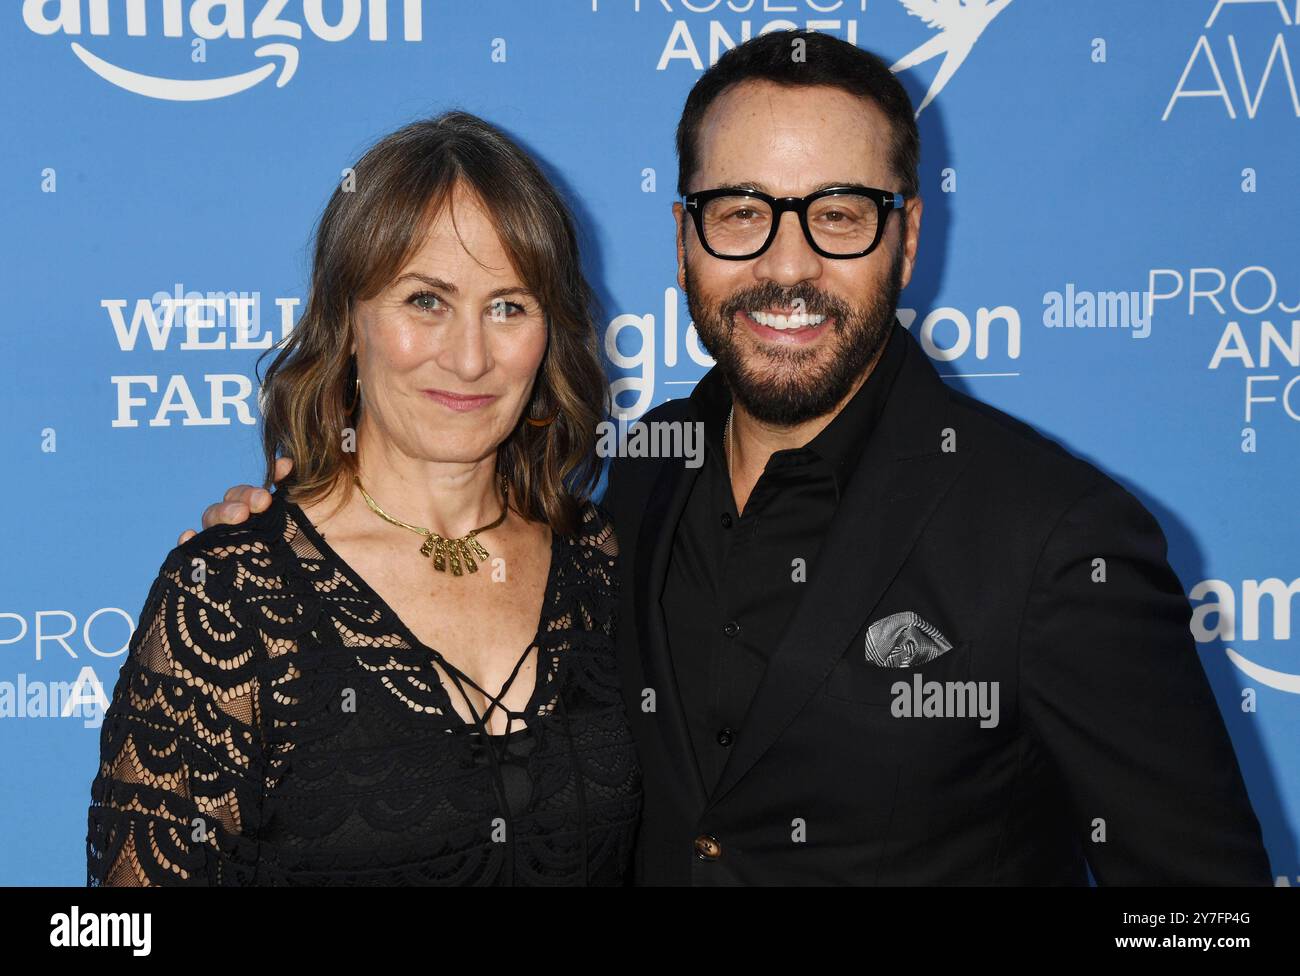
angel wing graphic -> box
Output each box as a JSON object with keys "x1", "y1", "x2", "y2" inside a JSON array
[{"x1": 891, "y1": 0, "x2": 1015, "y2": 117}]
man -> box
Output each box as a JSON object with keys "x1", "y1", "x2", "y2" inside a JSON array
[{"x1": 194, "y1": 31, "x2": 1269, "y2": 885}]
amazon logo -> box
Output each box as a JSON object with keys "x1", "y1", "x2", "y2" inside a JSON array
[
  {"x1": 21, "y1": 0, "x2": 423, "y2": 101},
  {"x1": 1192, "y1": 577, "x2": 1300, "y2": 695}
]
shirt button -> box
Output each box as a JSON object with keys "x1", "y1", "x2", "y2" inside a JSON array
[
  {"x1": 694, "y1": 834, "x2": 722, "y2": 861},
  {"x1": 722, "y1": 621, "x2": 740, "y2": 638},
  {"x1": 720, "y1": 512, "x2": 733, "y2": 529},
  {"x1": 716, "y1": 727, "x2": 734, "y2": 747}
]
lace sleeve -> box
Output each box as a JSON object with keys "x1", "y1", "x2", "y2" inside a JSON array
[
  {"x1": 582, "y1": 500, "x2": 620, "y2": 562},
  {"x1": 563, "y1": 500, "x2": 620, "y2": 640},
  {"x1": 86, "y1": 536, "x2": 268, "y2": 886}
]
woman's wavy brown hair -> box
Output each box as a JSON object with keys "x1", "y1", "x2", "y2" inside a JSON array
[{"x1": 258, "y1": 111, "x2": 607, "y2": 537}]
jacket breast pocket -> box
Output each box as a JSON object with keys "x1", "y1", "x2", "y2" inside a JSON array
[{"x1": 823, "y1": 640, "x2": 974, "y2": 705}]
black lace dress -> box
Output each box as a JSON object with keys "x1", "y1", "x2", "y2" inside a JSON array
[{"x1": 86, "y1": 490, "x2": 641, "y2": 886}]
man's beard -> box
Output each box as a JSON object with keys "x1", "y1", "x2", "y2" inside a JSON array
[{"x1": 684, "y1": 241, "x2": 905, "y2": 427}]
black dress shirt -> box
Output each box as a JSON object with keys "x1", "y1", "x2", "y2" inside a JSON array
[{"x1": 660, "y1": 320, "x2": 907, "y2": 790}]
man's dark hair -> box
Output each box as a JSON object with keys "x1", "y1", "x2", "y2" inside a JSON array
[{"x1": 675, "y1": 30, "x2": 919, "y2": 200}]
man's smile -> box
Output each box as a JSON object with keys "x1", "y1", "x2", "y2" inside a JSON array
[{"x1": 737, "y1": 308, "x2": 835, "y2": 345}]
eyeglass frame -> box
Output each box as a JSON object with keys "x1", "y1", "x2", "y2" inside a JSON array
[{"x1": 682, "y1": 184, "x2": 907, "y2": 260}]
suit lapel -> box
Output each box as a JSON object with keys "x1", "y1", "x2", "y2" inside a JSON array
[
  {"x1": 706, "y1": 327, "x2": 977, "y2": 808},
  {"x1": 634, "y1": 426, "x2": 710, "y2": 810}
]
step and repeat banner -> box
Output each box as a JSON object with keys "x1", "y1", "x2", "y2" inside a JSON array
[{"x1": 1, "y1": 0, "x2": 1296, "y2": 885}]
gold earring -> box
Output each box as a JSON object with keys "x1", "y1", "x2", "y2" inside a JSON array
[
  {"x1": 524, "y1": 407, "x2": 559, "y2": 427},
  {"x1": 345, "y1": 363, "x2": 361, "y2": 415}
]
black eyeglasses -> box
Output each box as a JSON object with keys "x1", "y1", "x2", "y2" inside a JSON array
[{"x1": 683, "y1": 185, "x2": 906, "y2": 260}]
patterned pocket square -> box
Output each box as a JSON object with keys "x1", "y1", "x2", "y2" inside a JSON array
[{"x1": 864, "y1": 610, "x2": 954, "y2": 668}]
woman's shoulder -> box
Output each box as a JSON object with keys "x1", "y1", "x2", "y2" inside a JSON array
[
  {"x1": 119, "y1": 491, "x2": 299, "y2": 700},
  {"x1": 541, "y1": 499, "x2": 619, "y2": 634},
  {"x1": 159, "y1": 488, "x2": 295, "y2": 583},
  {"x1": 565, "y1": 497, "x2": 619, "y2": 559},
  {"x1": 548, "y1": 498, "x2": 620, "y2": 603}
]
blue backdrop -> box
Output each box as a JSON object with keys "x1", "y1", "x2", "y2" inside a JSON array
[{"x1": 2, "y1": 0, "x2": 1297, "y2": 885}]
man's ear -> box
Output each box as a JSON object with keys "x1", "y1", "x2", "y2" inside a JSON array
[
  {"x1": 672, "y1": 201, "x2": 687, "y2": 292},
  {"x1": 899, "y1": 194, "x2": 923, "y2": 291}
]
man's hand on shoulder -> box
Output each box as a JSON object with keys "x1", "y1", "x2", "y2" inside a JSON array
[{"x1": 176, "y1": 457, "x2": 294, "y2": 545}]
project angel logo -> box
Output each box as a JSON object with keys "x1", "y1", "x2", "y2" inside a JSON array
[
  {"x1": 21, "y1": 0, "x2": 423, "y2": 101},
  {"x1": 892, "y1": 0, "x2": 1014, "y2": 116},
  {"x1": 621, "y1": 0, "x2": 1013, "y2": 115}
]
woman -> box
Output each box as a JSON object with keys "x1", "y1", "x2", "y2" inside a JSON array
[{"x1": 86, "y1": 112, "x2": 642, "y2": 886}]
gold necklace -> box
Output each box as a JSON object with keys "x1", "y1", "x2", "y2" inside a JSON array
[{"x1": 354, "y1": 474, "x2": 509, "y2": 577}]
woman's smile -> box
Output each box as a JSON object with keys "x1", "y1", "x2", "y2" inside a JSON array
[{"x1": 420, "y1": 387, "x2": 500, "y2": 412}]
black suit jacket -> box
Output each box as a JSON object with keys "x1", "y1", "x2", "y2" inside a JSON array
[{"x1": 603, "y1": 320, "x2": 1270, "y2": 885}]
